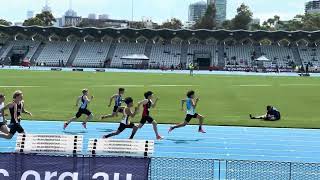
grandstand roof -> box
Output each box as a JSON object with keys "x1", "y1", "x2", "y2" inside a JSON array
[{"x1": 0, "y1": 25, "x2": 320, "y2": 43}]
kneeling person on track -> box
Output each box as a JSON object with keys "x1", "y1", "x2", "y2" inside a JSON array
[
  {"x1": 250, "y1": 105, "x2": 281, "y2": 121},
  {"x1": 103, "y1": 97, "x2": 139, "y2": 139}
]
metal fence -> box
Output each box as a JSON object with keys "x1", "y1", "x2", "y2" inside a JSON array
[
  {"x1": 149, "y1": 158, "x2": 320, "y2": 180},
  {"x1": 1, "y1": 153, "x2": 320, "y2": 180}
]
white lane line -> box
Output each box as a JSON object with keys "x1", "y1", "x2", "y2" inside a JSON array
[
  {"x1": 93, "y1": 85, "x2": 144, "y2": 87},
  {"x1": 0, "y1": 86, "x2": 43, "y2": 88},
  {"x1": 150, "y1": 85, "x2": 199, "y2": 87},
  {"x1": 280, "y1": 84, "x2": 320, "y2": 86},
  {"x1": 232, "y1": 84, "x2": 272, "y2": 87}
]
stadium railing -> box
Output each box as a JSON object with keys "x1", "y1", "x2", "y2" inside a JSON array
[
  {"x1": 2, "y1": 134, "x2": 319, "y2": 179},
  {"x1": 0, "y1": 153, "x2": 319, "y2": 180}
]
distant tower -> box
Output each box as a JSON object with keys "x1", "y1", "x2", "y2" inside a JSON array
[
  {"x1": 27, "y1": 11, "x2": 34, "y2": 19},
  {"x1": 42, "y1": 0, "x2": 52, "y2": 12}
]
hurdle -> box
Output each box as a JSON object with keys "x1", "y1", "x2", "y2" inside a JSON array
[
  {"x1": 88, "y1": 139, "x2": 154, "y2": 157},
  {"x1": 15, "y1": 134, "x2": 83, "y2": 155}
]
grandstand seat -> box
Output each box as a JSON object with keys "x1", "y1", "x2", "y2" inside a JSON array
[
  {"x1": 149, "y1": 43, "x2": 181, "y2": 68},
  {"x1": 110, "y1": 42, "x2": 146, "y2": 68},
  {"x1": 36, "y1": 41, "x2": 76, "y2": 66},
  {"x1": 72, "y1": 42, "x2": 111, "y2": 67}
]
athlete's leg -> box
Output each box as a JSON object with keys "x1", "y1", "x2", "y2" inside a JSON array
[
  {"x1": 129, "y1": 126, "x2": 138, "y2": 139},
  {"x1": 168, "y1": 121, "x2": 188, "y2": 133},
  {"x1": 84, "y1": 113, "x2": 93, "y2": 123},
  {"x1": 151, "y1": 121, "x2": 162, "y2": 138},
  {"x1": 0, "y1": 125, "x2": 9, "y2": 134},
  {"x1": 137, "y1": 123, "x2": 144, "y2": 128},
  {"x1": 250, "y1": 114, "x2": 266, "y2": 120},
  {"x1": 0, "y1": 133, "x2": 13, "y2": 139},
  {"x1": 103, "y1": 130, "x2": 121, "y2": 139},
  {"x1": 101, "y1": 112, "x2": 117, "y2": 119},
  {"x1": 196, "y1": 114, "x2": 206, "y2": 133}
]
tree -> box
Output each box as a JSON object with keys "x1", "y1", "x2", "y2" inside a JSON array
[
  {"x1": 36, "y1": 11, "x2": 56, "y2": 26},
  {"x1": 23, "y1": 11, "x2": 56, "y2": 26},
  {"x1": 231, "y1": 3, "x2": 253, "y2": 30},
  {"x1": 130, "y1": 21, "x2": 147, "y2": 29},
  {"x1": 160, "y1": 18, "x2": 183, "y2": 29},
  {"x1": 221, "y1": 20, "x2": 232, "y2": 29},
  {"x1": 23, "y1": 17, "x2": 45, "y2": 26},
  {"x1": 193, "y1": 4, "x2": 217, "y2": 30},
  {"x1": 0, "y1": 19, "x2": 11, "y2": 26}
]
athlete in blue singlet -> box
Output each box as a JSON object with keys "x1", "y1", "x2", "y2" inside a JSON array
[
  {"x1": 101, "y1": 88, "x2": 125, "y2": 120},
  {"x1": 64, "y1": 89, "x2": 93, "y2": 129},
  {"x1": 168, "y1": 90, "x2": 206, "y2": 133}
]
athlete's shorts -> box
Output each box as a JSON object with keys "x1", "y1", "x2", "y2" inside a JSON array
[
  {"x1": 265, "y1": 114, "x2": 281, "y2": 121},
  {"x1": 113, "y1": 106, "x2": 124, "y2": 113},
  {"x1": 9, "y1": 123, "x2": 24, "y2": 135},
  {"x1": 118, "y1": 122, "x2": 135, "y2": 132},
  {"x1": 185, "y1": 113, "x2": 199, "y2": 122},
  {"x1": 76, "y1": 108, "x2": 92, "y2": 118},
  {"x1": 140, "y1": 116, "x2": 154, "y2": 124},
  {"x1": 0, "y1": 122, "x2": 6, "y2": 127}
]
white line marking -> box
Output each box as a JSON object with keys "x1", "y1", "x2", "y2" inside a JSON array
[
  {"x1": 94, "y1": 85, "x2": 144, "y2": 87},
  {"x1": 150, "y1": 85, "x2": 199, "y2": 87},
  {"x1": 280, "y1": 84, "x2": 320, "y2": 86},
  {"x1": 0, "y1": 86, "x2": 43, "y2": 88},
  {"x1": 232, "y1": 84, "x2": 272, "y2": 87}
]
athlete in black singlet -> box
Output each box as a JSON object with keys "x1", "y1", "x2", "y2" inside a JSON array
[
  {"x1": 64, "y1": 89, "x2": 93, "y2": 129},
  {"x1": 0, "y1": 90, "x2": 32, "y2": 139},
  {"x1": 103, "y1": 97, "x2": 139, "y2": 139}
]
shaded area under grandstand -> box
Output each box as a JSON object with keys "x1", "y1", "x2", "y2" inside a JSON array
[{"x1": 1, "y1": 120, "x2": 320, "y2": 163}]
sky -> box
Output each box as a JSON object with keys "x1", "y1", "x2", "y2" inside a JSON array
[{"x1": 0, "y1": 0, "x2": 310, "y2": 24}]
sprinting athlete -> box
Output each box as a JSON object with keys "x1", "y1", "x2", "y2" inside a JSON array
[
  {"x1": 169, "y1": 90, "x2": 206, "y2": 133},
  {"x1": 0, "y1": 90, "x2": 32, "y2": 139},
  {"x1": 64, "y1": 89, "x2": 93, "y2": 129},
  {"x1": 0, "y1": 93, "x2": 9, "y2": 135},
  {"x1": 250, "y1": 105, "x2": 281, "y2": 121},
  {"x1": 101, "y1": 88, "x2": 125, "y2": 120},
  {"x1": 137, "y1": 91, "x2": 163, "y2": 140},
  {"x1": 103, "y1": 97, "x2": 139, "y2": 139}
]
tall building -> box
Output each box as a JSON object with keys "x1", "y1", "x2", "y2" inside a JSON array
[
  {"x1": 214, "y1": 0, "x2": 227, "y2": 23},
  {"x1": 99, "y1": 14, "x2": 109, "y2": 20},
  {"x1": 305, "y1": 0, "x2": 320, "y2": 14},
  {"x1": 27, "y1": 11, "x2": 34, "y2": 19},
  {"x1": 207, "y1": 0, "x2": 226, "y2": 23},
  {"x1": 42, "y1": 0, "x2": 52, "y2": 12},
  {"x1": 188, "y1": 1, "x2": 207, "y2": 22},
  {"x1": 88, "y1": 13, "x2": 97, "y2": 20}
]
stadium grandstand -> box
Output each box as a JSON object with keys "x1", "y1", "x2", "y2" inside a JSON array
[{"x1": 0, "y1": 25, "x2": 320, "y2": 72}]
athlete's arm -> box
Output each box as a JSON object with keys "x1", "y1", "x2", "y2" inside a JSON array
[
  {"x1": 193, "y1": 98, "x2": 200, "y2": 107},
  {"x1": 22, "y1": 103, "x2": 32, "y2": 116},
  {"x1": 151, "y1": 98, "x2": 159, "y2": 108},
  {"x1": 181, "y1": 99, "x2": 186, "y2": 110},
  {"x1": 126, "y1": 107, "x2": 139, "y2": 118},
  {"x1": 138, "y1": 99, "x2": 148, "y2": 108},
  {"x1": 75, "y1": 96, "x2": 81, "y2": 107},
  {"x1": 108, "y1": 95, "x2": 116, "y2": 107},
  {"x1": 85, "y1": 95, "x2": 93, "y2": 103},
  {"x1": 13, "y1": 104, "x2": 18, "y2": 123},
  {"x1": 0, "y1": 103, "x2": 10, "y2": 121}
]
